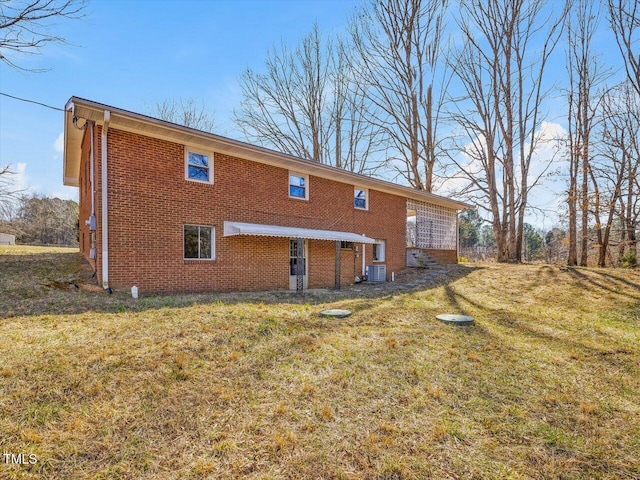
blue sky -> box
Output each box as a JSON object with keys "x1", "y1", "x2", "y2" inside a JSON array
[{"x1": 0, "y1": 0, "x2": 360, "y2": 199}]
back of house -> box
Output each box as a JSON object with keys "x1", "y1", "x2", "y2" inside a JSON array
[{"x1": 63, "y1": 97, "x2": 467, "y2": 293}]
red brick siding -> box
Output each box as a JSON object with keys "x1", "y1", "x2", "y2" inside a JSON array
[
  {"x1": 423, "y1": 248, "x2": 458, "y2": 264},
  {"x1": 90, "y1": 128, "x2": 409, "y2": 293}
]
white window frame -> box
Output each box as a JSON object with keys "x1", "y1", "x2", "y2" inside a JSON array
[
  {"x1": 184, "y1": 147, "x2": 214, "y2": 184},
  {"x1": 183, "y1": 224, "x2": 216, "y2": 260},
  {"x1": 288, "y1": 172, "x2": 309, "y2": 200},
  {"x1": 373, "y1": 239, "x2": 386, "y2": 262},
  {"x1": 354, "y1": 187, "x2": 369, "y2": 210}
]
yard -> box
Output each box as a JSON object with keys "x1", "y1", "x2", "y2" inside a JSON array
[{"x1": 0, "y1": 246, "x2": 638, "y2": 479}]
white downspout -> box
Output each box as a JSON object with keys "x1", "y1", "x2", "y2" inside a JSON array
[
  {"x1": 456, "y1": 211, "x2": 460, "y2": 263},
  {"x1": 101, "y1": 110, "x2": 110, "y2": 291},
  {"x1": 362, "y1": 240, "x2": 366, "y2": 278},
  {"x1": 88, "y1": 122, "x2": 97, "y2": 260}
]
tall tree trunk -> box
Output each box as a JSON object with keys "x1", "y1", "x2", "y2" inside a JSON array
[
  {"x1": 580, "y1": 132, "x2": 590, "y2": 266},
  {"x1": 424, "y1": 84, "x2": 434, "y2": 192}
]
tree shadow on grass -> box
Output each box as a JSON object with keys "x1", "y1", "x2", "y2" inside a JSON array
[
  {"x1": 564, "y1": 268, "x2": 640, "y2": 302},
  {"x1": 443, "y1": 283, "x2": 489, "y2": 317},
  {"x1": 0, "y1": 251, "x2": 482, "y2": 318},
  {"x1": 442, "y1": 280, "x2": 637, "y2": 365},
  {"x1": 437, "y1": 263, "x2": 640, "y2": 364}
]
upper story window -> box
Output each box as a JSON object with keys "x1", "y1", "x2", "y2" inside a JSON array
[
  {"x1": 185, "y1": 148, "x2": 213, "y2": 184},
  {"x1": 354, "y1": 188, "x2": 368, "y2": 210},
  {"x1": 184, "y1": 225, "x2": 215, "y2": 260},
  {"x1": 373, "y1": 240, "x2": 386, "y2": 262},
  {"x1": 289, "y1": 172, "x2": 309, "y2": 200}
]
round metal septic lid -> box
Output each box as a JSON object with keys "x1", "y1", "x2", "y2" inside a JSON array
[
  {"x1": 320, "y1": 309, "x2": 352, "y2": 318},
  {"x1": 436, "y1": 314, "x2": 474, "y2": 325}
]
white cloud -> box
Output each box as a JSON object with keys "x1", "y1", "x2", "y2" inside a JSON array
[
  {"x1": 53, "y1": 132, "x2": 64, "y2": 157},
  {"x1": 436, "y1": 121, "x2": 569, "y2": 227},
  {"x1": 537, "y1": 121, "x2": 566, "y2": 141},
  {"x1": 13, "y1": 162, "x2": 30, "y2": 192}
]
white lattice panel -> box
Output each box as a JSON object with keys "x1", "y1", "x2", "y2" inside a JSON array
[{"x1": 407, "y1": 199, "x2": 457, "y2": 249}]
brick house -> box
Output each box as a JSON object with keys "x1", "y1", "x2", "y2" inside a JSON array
[{"x1": 63, "y1": 97, "x2": 468, "y2": 294}]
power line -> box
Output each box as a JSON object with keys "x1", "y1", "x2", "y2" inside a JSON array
[{"x1": 0, "y1": 92, "x2": 65, "y2": 112}]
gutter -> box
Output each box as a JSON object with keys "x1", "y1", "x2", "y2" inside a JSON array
[{"x1": 101, "y1": 110, "x2": 110, "y2": 292}]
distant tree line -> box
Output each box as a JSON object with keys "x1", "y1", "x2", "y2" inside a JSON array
[
  {"x1": 0, "y1": 194, "x2": 78, "y2": 246},
  {"x1": 459, "y1": 211, "x2": 558, "y2": 264},
  {"x1": 459, "y1": 210, "x2": 545, "y2": 263},
  {"x1": 459, "y1": 209, "x2": 636, "y2": 267}
]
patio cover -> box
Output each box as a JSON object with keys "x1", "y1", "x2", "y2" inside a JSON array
[{"x1": 223, "y1": 221, "x2": 377, "y2": 244}]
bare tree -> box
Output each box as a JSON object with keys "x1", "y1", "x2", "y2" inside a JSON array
[
  {"x1": 349, "y1": 0, "x2": 449, "y2": 191},
  {"x1": 235, "y1": 25, "x2": 331, "y2": 163},
  {"x1": 149, "y1": 98, "x2": 216, "y2": 133},
  {"x1": 0, "y1": 0, "x2": 86, "y2": 71},
  {"x1": 330, "y1": 38, "x2": 385, "y2": 174},
  {"x1": 617, "y1": 154, "x2": 639, "y2": 266},
  {"x1": 13, "y1": 194, "x2": 78, "y2": 245},
  {"x1": 0, "y1": 165, "x2": 26, "y2": 220},
  {"x1": 234, "y1": 23, "x2": 384, "y2": 173},
  {"x1": 446, "y1": 0, "x2": 566, "y2": 262},
  {"x1": 607, "y1": 0, "x2": 640, "y2": 96},
  {"x1": 565, "y1": 0, "x2": 606, "y2": 266},
  {"x1": 592, "y1": 82, "x2": 639, "y2": 267}
]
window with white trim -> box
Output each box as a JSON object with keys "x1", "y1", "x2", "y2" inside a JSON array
[
  {"x1": 184, "y1": 225, "x2": 215, "y2": 260},
  {"x1": 354, "y1": 187, "x2": 368, "y2": 210},
  {"x1": 373, "y1": 240, "x2": 385, "y2": 262},
  {"x1": 185, "y1": 148, "x2": 213, "y2": 183},
  {"x1": 289, "y1": 172, "x2": 309, "y2": 200}
]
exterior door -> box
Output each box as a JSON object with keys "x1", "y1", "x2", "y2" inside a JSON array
[{"x1": 289, "y1": 239, "x2": 308, "y2": 290}]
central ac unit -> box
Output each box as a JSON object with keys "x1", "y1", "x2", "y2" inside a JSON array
[{"x1": 367, "y1": 264, "x2": 387, "y2": 282}]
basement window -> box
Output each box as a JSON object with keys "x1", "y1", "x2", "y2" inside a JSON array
[
  {"x1": 184, "y1": 225, "x2": 215, "y2": 260},
  {"x1": 185, "y1": 148, "x2": 213, "y2": 184}
]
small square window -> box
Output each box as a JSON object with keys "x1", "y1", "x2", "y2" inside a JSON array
[
  {"x1": 184, "y1": 225, "x2": 215, "y2": 260},
  {"x1": 354, "y1": 188, "x2": 368, "y2": 210},
  {"x1": 289, "y1": 172, "x2": 309, "y2": 200},
  {"x1": 185, "y1": 148, "x2": 213, "y2": 183},
  {"x1": 373, "y1": 240, "x2": 385, "y2": 262},
  {"x1": 340, "y1": 241, "x2": 354, "y2": 250}
]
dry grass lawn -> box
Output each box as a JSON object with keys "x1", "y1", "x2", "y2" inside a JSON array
[{"x1": 0, "y1": 245, "x2": 638, "y2": 479}]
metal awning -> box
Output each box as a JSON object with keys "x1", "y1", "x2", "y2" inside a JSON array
[{"x1": 223, "y1": 221, "x2": 377, "y2": 244}]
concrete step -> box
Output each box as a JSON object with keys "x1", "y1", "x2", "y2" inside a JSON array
[{"x1": 410, "y1": 251, "x2": 439, "y2": 268}]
